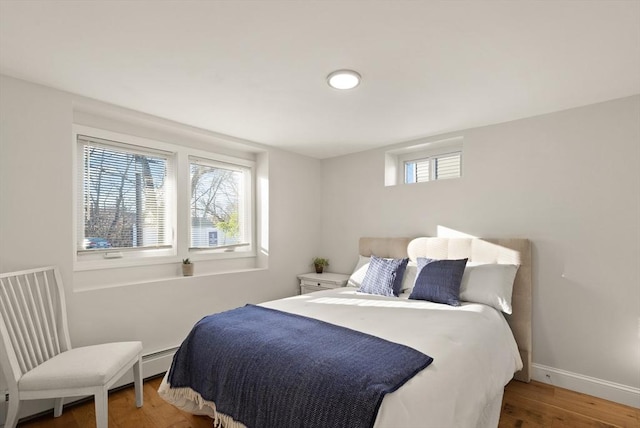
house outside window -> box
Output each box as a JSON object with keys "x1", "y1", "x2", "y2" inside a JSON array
[{"x1": 208, "y1": 231, "x2": 218, "y2": 246}]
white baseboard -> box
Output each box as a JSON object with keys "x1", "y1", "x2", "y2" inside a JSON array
[
  {"x1": 0, "y1": 347, "x2": 178, "y2": 426},
  {"x1": 532, "y1": 363, "x2": 640, "y2": 409}
]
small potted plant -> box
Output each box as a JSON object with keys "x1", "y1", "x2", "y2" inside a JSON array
[
  {"x1": 312, "y1": 257, "x2": 329, "y2": 274},
  {"x1": 182, "y1": 258, "x2": 194, "y2": 276}
]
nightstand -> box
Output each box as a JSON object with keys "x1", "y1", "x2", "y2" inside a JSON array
[{"x1": 297, "y1": 272, "x2": 350, "y2": 294}]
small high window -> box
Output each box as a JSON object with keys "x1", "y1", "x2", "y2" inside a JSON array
[
  {"x1": 385, "y1": 136, "x2": 463, "y2": 187},
  {"x1": 404, "y1": 152, "x2": 461, "y2": 184}
]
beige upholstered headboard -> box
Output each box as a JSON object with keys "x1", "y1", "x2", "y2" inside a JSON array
[{"x1": 359, "y1": 237, "x2": 532, "y2": 383}]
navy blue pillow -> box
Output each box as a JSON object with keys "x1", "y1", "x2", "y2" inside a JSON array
[
  {"x1": 359, "y1": 256, "x2": 409, "y2": 297},
  {"x1": 409, "y1": 258, "x2": 468, "y2": 306},
  {"x1": 391, "y1": 257, "x2": 409, "y2": 296}
]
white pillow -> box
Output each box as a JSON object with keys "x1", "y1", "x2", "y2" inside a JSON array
[
  {"x1": 459, "y1": 264, "x2": 519, "y2": 314},
  {"x1": 347, "y1": 255, "x2": 370, "y2": 287},
  {"x1": 348, "y1": 256, "x2": 417, "y2": 292},
  {"x1": 400, "y1": 261, "x2": 417, "y2": 292}
]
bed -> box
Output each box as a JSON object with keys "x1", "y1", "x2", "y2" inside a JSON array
[{"x1": 159, "y1": 237, "x2": 532, "y2": 428}]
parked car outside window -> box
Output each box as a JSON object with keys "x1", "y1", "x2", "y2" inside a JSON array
[{"x1": 83, "y1": 237, "x2": 112, "y2": 249}]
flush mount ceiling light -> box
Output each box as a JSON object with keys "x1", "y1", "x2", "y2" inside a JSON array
[{"x1": 327, "y1": 69, "x2": 361, "y2": 90}]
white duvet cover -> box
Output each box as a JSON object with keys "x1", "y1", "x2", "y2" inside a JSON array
[{"x1": 159, "y1": 288, "x2": 522, "y2": 428}]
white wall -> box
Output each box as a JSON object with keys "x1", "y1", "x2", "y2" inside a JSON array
[
  {"x1": 320, "y1": 95, "x2": 640, "y2": 405},
  {"x1": 0, "y1": 75, "x2": 322, "y2": 418},
  {"x1": 1, "y1": 72, "x2": 638, "y2": 418}
]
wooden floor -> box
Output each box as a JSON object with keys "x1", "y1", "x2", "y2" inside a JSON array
[
  {"x1": 16, "y1": 377, "x2": 640, "y2": 428},
  {"x1": 500, "y1": 381, "x2": 639, "y2": 428}
]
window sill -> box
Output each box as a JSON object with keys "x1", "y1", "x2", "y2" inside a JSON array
[
  {"x1": 73, "y1": 266, "x2": 267, "y2": 293},
  {"x1": 73, "y1": 255, "x2": 261, "y2": 292},
  {"x1": 74, "y1": 249, "x2": 256, "y2": 272}
]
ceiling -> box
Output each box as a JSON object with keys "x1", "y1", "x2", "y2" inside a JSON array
[{"x1": 1, "y1": 1, "x2": 638, "y2": 159}]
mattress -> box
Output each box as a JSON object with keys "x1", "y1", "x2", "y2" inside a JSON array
[{"x1": 159, "y1": 287, "x2": 522, "y2": 427}]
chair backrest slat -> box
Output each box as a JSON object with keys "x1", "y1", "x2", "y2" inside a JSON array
[
  {"x1": 1, "y1": 278, "x2": 34, "y2": 372},
  {"x1": 0, "y1": 267, "x2": 67, "y2": 378},
  {"x1": 21, "y1": 274, "x2": 47, "y2": 365},
  {"x1": 0, "y1": 280, "x2": 30, "y2": 373},
  {"x1": 42, "y1": 270, "x2": 62, "y2": 355},
  {"x1": 33, "y1": 272, "x2": 57, "y2": 358},
  {"x1": 28, "y1": 272, "x2": 56, "y2": 362},
  {"x1": 8, "y1": 276, "x2": 39, "y2": 371}
]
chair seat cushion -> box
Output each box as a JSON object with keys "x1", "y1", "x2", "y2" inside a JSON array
[{"x1": 19, "y1": 341, "x2": 142, "y2": 391}]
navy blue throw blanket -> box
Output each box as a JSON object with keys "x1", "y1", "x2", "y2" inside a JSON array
[{"x1": 168, "y1": 304, "x2": 433, "y2": 428}]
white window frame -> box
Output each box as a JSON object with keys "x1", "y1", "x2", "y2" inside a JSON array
[
  {"x1": 73, "y1": 125, "x2": 256, "y2": 271},
  {"x1": 73, "y1": 126, "x2": 177, "y2": 269},
  {"x1": 385, "y1": 136, "x2": 463, "y2": 186},
  {"x1": 187, "y1": 153, "x2": 255, "y2": 258}
]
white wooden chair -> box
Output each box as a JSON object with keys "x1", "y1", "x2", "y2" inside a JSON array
[{"x1": 0, "y1": 266, "x2": 143, "y2": 428}]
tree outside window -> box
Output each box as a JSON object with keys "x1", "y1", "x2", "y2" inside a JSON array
[{"x1": 190, "y1": 161, "x2": 246, "y2": 248}]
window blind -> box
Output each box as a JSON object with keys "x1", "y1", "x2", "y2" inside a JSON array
[
  {"x1": 434, "y1": 153, "x2": 461, "y2": 180},
  {"x1": 404, "y1": 152, "x2": 461, "y2": 183},
  {"x1": 405, "y1": 159, "x2": 430, "y2": 184},
  {"x1": 77, "y1": 135, "x2": 173, "y2": 251}
]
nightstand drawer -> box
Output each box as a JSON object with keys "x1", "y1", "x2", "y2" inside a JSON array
[
  {"x1": 300, "y1": 279, "x2": 341, "y2": 288},
  {"x1": 297, "y1": 272, "x2": 349, "y2": 295},
  {"x1": 300, "y1": 283, "x2": 335, "y2": 294}
]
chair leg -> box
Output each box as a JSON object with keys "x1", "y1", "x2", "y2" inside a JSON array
[
  {"x1": 94, "y1": 389, "x2": 108, "y2": 428},
  {"x1": 133, "y1": 356, "x2": 143, "y2": 408},
  {"x1": 53, "y1": 397, "x2": 64, "y2": 417},
  {"x1": 5, "y1": 397, "x2": 20, "y2": 428}
]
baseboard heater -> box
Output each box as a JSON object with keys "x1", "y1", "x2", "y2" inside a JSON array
[{"x1": 142, "y1": 345, "x2": 180, "y2": 365}]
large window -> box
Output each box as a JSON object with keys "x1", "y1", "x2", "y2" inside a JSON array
[
  {"x1": 190, "y1": 157, "x2": 252, "y2": 251},
  {"x1": 77, "y1": 135, "x2": 174, "y2": 254},
  {"x1": 74, "y1": 125, "x2": 255, "y2": 269}
]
